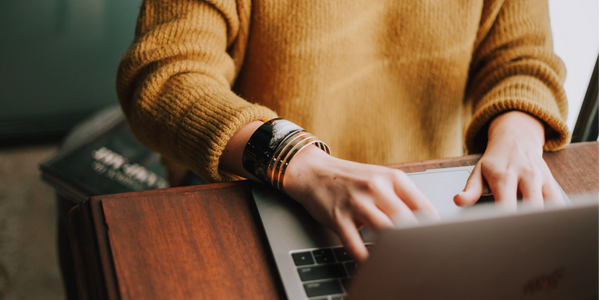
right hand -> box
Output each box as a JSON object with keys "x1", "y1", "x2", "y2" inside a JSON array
[{"x1": 283, "y1": 146, "x2": 439, "y2": 263}]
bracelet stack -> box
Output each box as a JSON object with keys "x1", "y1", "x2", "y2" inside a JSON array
[{"x1": 242, "y1": 118, "x2": 330, "y2": 193}]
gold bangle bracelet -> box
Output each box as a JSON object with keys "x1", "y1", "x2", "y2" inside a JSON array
[
  {"x1": 267, "y1": 131, "x2": 314, "y2": 187},
  {"x1": 276, "y1": 139, "x2": 329, "y2": 192},
  {"x1": 271, "y1": 135, "x2": 320, "y2": 190}
]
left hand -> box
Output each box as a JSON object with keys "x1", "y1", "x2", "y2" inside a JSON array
[{"x1": 454, "y1": 111, "x2": 565, "y2": 209}]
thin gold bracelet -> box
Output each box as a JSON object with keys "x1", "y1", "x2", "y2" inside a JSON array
[
  {"x1": 267, "y1": 131, "x2": 313, "y2": 187},
  {"x1": 271, "y1": 135, "x2": 319, "y2": 190},
  {"x1": 270, "y1": 134, "x2": 330, "y2": 193}
]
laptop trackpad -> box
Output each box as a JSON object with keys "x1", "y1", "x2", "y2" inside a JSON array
[{"x1": 408, "y1": 168, "x2": 472, "y2": 219}]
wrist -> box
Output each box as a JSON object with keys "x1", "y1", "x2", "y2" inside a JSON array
[
  {"x1": 219, "y1": 120, "x2": 265, "y2": 181},
  {"x1": 488, "y1": 111, "x2": 545, "y2": 148},
  {"x1": 240, "y1": 118, "x2": 331, "y2": 191},
  {"x1": 282, "y1": 145, "x2": 333, "y2": 194}
]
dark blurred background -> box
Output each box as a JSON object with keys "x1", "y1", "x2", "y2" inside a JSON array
[
  {"x1": 0, "y1": 0, "x2": 596, "y2": 299},
  {"x1": 0, "y1": 0, "x2": 141, "y2": 145}
]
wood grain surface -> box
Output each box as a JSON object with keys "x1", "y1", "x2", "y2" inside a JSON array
[
  {"x1": 102, "y1": 182, "x2": 283, "y2": 300},
  {"x1": 70, "y1": 142, "x2": 599, "y2": 300}
]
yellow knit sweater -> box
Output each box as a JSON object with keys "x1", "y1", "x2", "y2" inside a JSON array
[{"x1": 117, "y1": 0, "x2": 569, "y2": 183}]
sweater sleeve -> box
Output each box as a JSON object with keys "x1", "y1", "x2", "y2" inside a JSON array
[
  {"x1": 464, "y1": 0, "x2": 570, "y2": 154},
  {"x1": 116, "y1": 0, "x2": 278, "y2": 182}
]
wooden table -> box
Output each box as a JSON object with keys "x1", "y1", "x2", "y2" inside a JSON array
[{"x1": 69, "y1": 142, "x2": 599, "y2": 300}]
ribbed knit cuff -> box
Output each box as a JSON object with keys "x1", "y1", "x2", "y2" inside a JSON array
[
  {"x1": 466, "y1": 75, "x2": 570, "y2": 154},
  {"x1": 177, "y1": 87, "x2": 278, "y2": 183}
]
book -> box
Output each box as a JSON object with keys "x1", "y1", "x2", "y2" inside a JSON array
[{"x1": 40, "y1": 116, "x2": 169, "y2": 203}]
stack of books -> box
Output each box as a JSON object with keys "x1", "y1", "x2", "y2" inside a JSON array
[{"x1": 40, "y1": 115, "x2": 169, "y2": 203}]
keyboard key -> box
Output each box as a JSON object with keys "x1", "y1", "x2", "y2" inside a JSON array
[
  {"x1": 477, "y1": 195, "x2": 495, "y2": 204},
  {"x1": 313, "y1": 249, "x2": 336, "y2": 264},
  {"x1": 344, "y1": 261, "x2": 358, "y2": 276},
  {"x1": 298, "y1": 263, "x2": 347, "y2": 281},
  {"x1": 292, "y1": 252, "x2": 315, "y2": 266},
  {"x1": 333, "y1": 247, "x2": 352, "y2": 262},
  {"x1": 303, "y1": 280, "x2": 344, "y2": 297},
  {"x1": 340, "y1": 278, "x2": 351, "y2": 292}
]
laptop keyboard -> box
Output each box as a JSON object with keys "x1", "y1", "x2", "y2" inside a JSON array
[
  {"x1": 291, "y1": 245, "x2": 371, "y2": 300},
  {"x1": 289, "y1": 196, "x2": 496, "y2": 299}
]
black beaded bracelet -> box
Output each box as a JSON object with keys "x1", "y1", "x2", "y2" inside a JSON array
[{"x1": 242, "y1": 118, "x2": 330, "y2": 190}]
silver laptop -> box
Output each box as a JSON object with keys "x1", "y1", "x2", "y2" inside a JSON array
[{"x1": 251, "y1": 166, "x2": 598, "y2": 300}]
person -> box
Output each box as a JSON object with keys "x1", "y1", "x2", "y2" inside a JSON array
[{"x1": 117, "y1": 0, "x2": 570, "y2": 262}]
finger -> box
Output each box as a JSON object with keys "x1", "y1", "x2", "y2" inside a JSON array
[
  {"x1": 374, "y1": 191, "x2": 420, "y2": 226},
  {"x1": 454, "y1": 163, "x2": 484, "y2": 207},
  {"x1": 542, "y1": 179, "x2": 565, "y2": 206},
  {"x1": 374, "y1": 187, "x2": 422, "y2": 223},
  {"x1": 518, "y1": 176, "x2": 543, "y2": 209},
  {"x1": 391, "y1": 172, "x2": 438, "y2": 218},
  {"x1": 353, "y1": 201, "x2": 395, "y2": 231},
  {"x1": 488, "y1": 171, "x2": 518, "y2": 210},
  {"x1": 335, "y1": 218, "x2": 369, "y2": 263},
  {"x1": 536, "y1": 161, "x2": 565, "y2": 206}
]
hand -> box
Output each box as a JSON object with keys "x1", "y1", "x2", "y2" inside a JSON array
[
  {"x1": 454, "y1": 111, "x2": 564, "y2": 209},
  {"x1": 283, "y1": 146, "x2": 439, "y2": 263}
]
